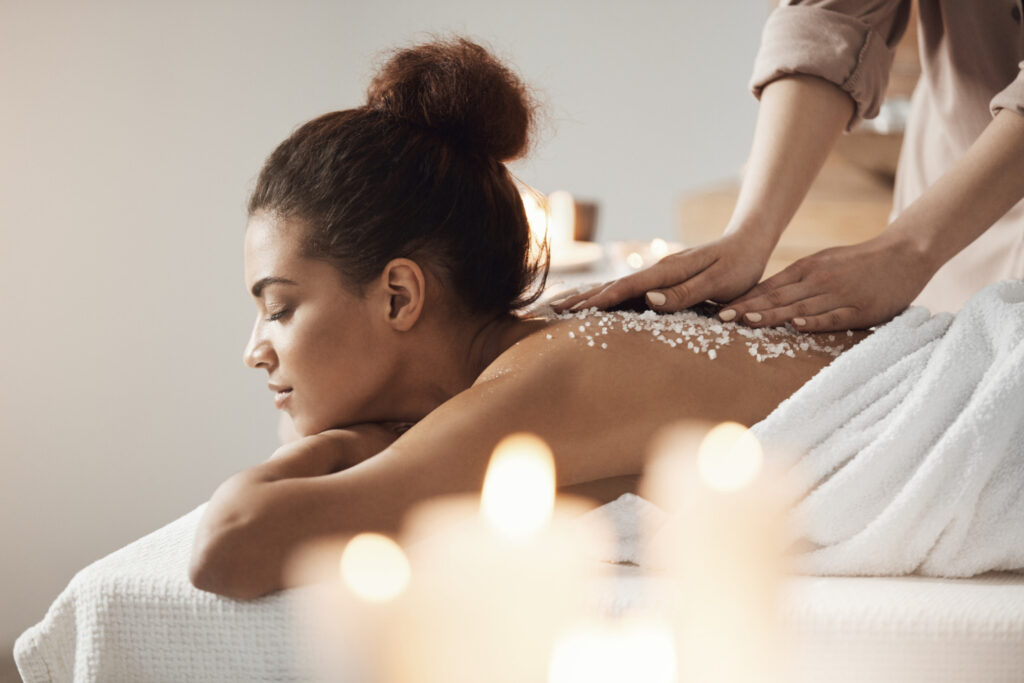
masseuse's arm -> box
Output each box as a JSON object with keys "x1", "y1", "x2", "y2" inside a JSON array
[
  {"x1": 725, "y1": 108, "x2": 1024, "y2": 330},
  {"x1": 552, "y1": 74, "x2": 853, "y2": 314}
]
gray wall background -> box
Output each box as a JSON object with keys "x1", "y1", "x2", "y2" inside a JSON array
[{"x1": 0, "y1": 0, "x2": 766, "y2": 648}]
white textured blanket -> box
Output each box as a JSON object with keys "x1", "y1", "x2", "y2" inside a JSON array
[
  {"x1": 14, "y1": 505, "x2": 320, "y2": 683},
  {"x1": 751, "y1": 279, "x2": 1024, "y2": 577}
]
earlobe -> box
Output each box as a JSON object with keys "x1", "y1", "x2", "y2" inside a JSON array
[{"x1": 382, "y1": 258, "x2": 426, "y2": 332}]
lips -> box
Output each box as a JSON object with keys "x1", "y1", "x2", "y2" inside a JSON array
[{"x1": 269, "y1": 383, "x2": 293, "y2": 409}]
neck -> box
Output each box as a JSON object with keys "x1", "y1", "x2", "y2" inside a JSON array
[{"x1": 382, "y1": 311, "x2": 546, "y2": 423}]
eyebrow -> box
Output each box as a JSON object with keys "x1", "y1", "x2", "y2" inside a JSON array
[{"x1": 250, "y1": 276, "x2": 298, "y2": 298}]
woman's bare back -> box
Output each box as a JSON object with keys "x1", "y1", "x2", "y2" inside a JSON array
[{"x1": 476, "y1": 307, "x2": 869, "y2": 492}]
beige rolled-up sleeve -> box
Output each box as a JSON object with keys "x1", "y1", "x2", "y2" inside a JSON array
[
  {"x1": 749, "y1": 0, "x2": 911, "y2": 129},
  {"x1": 991, "y1": 61, "x2": 1024, "y2": 118}
]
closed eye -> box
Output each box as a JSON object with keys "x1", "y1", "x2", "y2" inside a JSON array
[{"x1": 266, "y1": 308, "x2": 291, "y2": 322}]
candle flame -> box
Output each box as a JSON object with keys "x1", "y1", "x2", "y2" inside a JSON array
[
  {"x1": 339, "y1": 533, "x2": 410, "y2": 602},
  {"x1": 697, "y1": 422, "x2": 763, "y2": 492},
  {"x1": 481, "y1": 433, "x2": 556, "y2": 539},
  {"x1": 548, "y1": 617, "x2": 677, "y2": 683}
]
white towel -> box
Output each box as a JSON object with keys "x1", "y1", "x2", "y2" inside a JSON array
[
  {"x1": 752, "y1": 280, "x2": 1024, "y2": 576},
  {"x1": 593, "y1": 281, "x2": 1024, "y2": 577}
]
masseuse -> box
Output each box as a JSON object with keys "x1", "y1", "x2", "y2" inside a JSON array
[{"x1": 555, "y1": 0, "x2": 1024, "y2": 331}]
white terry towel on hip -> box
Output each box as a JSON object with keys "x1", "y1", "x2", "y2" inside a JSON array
[{"x1": 749, "y1": 279, "x2": 1024, "y2": 577}]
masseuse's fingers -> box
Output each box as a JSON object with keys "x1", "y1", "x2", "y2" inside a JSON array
[
  {"x1": 552, "y1": 248, "x2": 714, "y2": 312},
  {"x1": 718, "y1": 266, "x2": 805, "y2": 322},
  {"x1": 729, "y1": 290, "x2": 838, "y2": 329},
  {"x1": 720, "y1": 277, "x2": 826, "y2": 327},
  {"x1": 784, "y1": 306, "x2": 862, "y2": 332},
  {"x1": 549, "y1": 281, "x2": 613, "y2": 312},
  {"x1": 721, "y1": 234, "x2": 932, "y2": 331}
]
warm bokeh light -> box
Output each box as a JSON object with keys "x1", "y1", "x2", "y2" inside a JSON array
[
  {"x1": 626, "y1": 252, "x2": 644, "y2": 269},
  {"x1": 697, "y1": 422, "x2": 763, "y2": 492},
  {"x1": 339, "y1": 533, "x2": 411, "y2": 602},
  {"x1": 548, "y1": 616, "x2": 677, "y2": 683},
  {"x1": 547, "y1": 189, "x2": 576, "y2": 247},
  {"x1": 480, "y1": 433, "x2": 556, "y2": 539},
  {"x1": 518, "y1": 182, "x2": 549, "y2": 259},
  {"x1": 649, "y1": 238, "x2": 669, "y2": 259}
]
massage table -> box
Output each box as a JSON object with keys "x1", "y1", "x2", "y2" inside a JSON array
[{"x1": 14, "y1": 500, "x2": 1024, "y2": 682}]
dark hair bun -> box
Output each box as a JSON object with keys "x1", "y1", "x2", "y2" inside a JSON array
[{"x1": 367, "y1": 38, "x2": 535, "y2": 162}]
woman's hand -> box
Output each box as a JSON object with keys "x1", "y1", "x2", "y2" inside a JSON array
[
  {"x1": 719, "y1": 232, "x2": 935, "y2": 331},
  {"x1": 551, "y1": 233, "x2": 771, "y2": 313}
]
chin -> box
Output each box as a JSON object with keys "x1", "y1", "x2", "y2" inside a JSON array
[{"x1": 290, "y1": 412, "x2": 348, "y2": 437}]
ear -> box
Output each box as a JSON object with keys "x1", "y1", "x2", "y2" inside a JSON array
[{"x1": 379, "y1": 258, "x2": 426, "y2": 332}]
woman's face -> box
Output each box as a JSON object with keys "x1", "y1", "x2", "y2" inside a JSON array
[{"x1": 243, "y1": 213, "x2": 394, "y2": 436}]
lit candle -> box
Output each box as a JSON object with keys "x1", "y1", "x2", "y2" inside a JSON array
[
  {"x1": 642, "y1": 422, "x2": 791, "y2": 683},
  {"x1": 390, "y1": 433, "x2": 609, "y2": 683},
  {"x1": 547, "y1": 190, "x2": 576, "y2": 251},
  {"x1": 290, "y1": 434, "x2": 612, "y2": 682},
  {"x1": 286, "y1": 532, "x2": 412, "y2": 681}
]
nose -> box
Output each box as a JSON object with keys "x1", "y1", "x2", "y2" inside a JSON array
[{"x1": 243, "y1": 319, "x2": 276, "y2": 370}]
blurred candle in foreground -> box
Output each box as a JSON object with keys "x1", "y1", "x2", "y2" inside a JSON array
[
  {"x1": 480, "y1": 433, "x2": 556, "y2": 538},
  {"x1": 548, "y1": 614, "x2": 677, "y2": 683},
  {"x1": 642, "y1": 421, "x2": 790, "y2": 683},
  {"x1": 339, "y1": 532, "x2": 410, "y2": 602},
  {"x1": 389, "y1": 433, "x2": 611, "y2": 683},
  {"x1": 286, "y1": 532, "x2": 411, "y2": 682}
]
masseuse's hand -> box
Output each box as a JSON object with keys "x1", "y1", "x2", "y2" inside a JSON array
[
  {"x1": 551, "y1": 233, "x2": 770, "y2": 313},
  {"x1": 720, "y1": 232, "x2": 935, "y2": 331}
]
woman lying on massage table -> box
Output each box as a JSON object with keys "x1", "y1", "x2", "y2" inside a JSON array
[{"x1": 189, "y1": 38, "x2": 869, "y2": 599}]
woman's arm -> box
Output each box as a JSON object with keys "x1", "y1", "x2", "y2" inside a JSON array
[
  {"x1": 189, "y1": 349, "x2": 645, "y2": 599},
  {"x1": 189, "y1": 424, "x2": 400, "y2": 598}
]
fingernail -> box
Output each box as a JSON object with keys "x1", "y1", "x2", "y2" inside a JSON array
[
  {"x1": 646, "y1": 291, "x2": 667, "y2": 306},
  {"x1": 569, "y1": 301, "x2": 587, "y2": 312},
  {"x1": 719, "y1": 309, "x2": 736, "y2": 322},
  {"x1": 793, "y1": 317, "x2": 806, "y2": 326},
  {"x1": 745, "y1": 312, "x2": 762, "y2": 323}
]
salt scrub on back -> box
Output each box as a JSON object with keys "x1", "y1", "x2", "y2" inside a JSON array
[{"x1": 542, "y1": 307, "x2": 852, "y2": 362}]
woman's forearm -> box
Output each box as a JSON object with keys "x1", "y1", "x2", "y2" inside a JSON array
[
  {"x1": 887, "y1": 109, "x2": 1024, "y2": 271},
  {"x1": 726, "y1": 75, "x2": 854, "y2": 255},
  {"x1": 189, "y1": 426, "x2": 400, "y2": 598}
]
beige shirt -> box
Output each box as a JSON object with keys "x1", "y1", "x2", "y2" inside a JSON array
[{"x1": 750, "y1": 0, "x2": 1024, "y2": 313}]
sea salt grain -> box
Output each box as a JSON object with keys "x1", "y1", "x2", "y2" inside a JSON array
[{"x1": 541, "y1": 304, "x2": 852, "y2": 362}]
